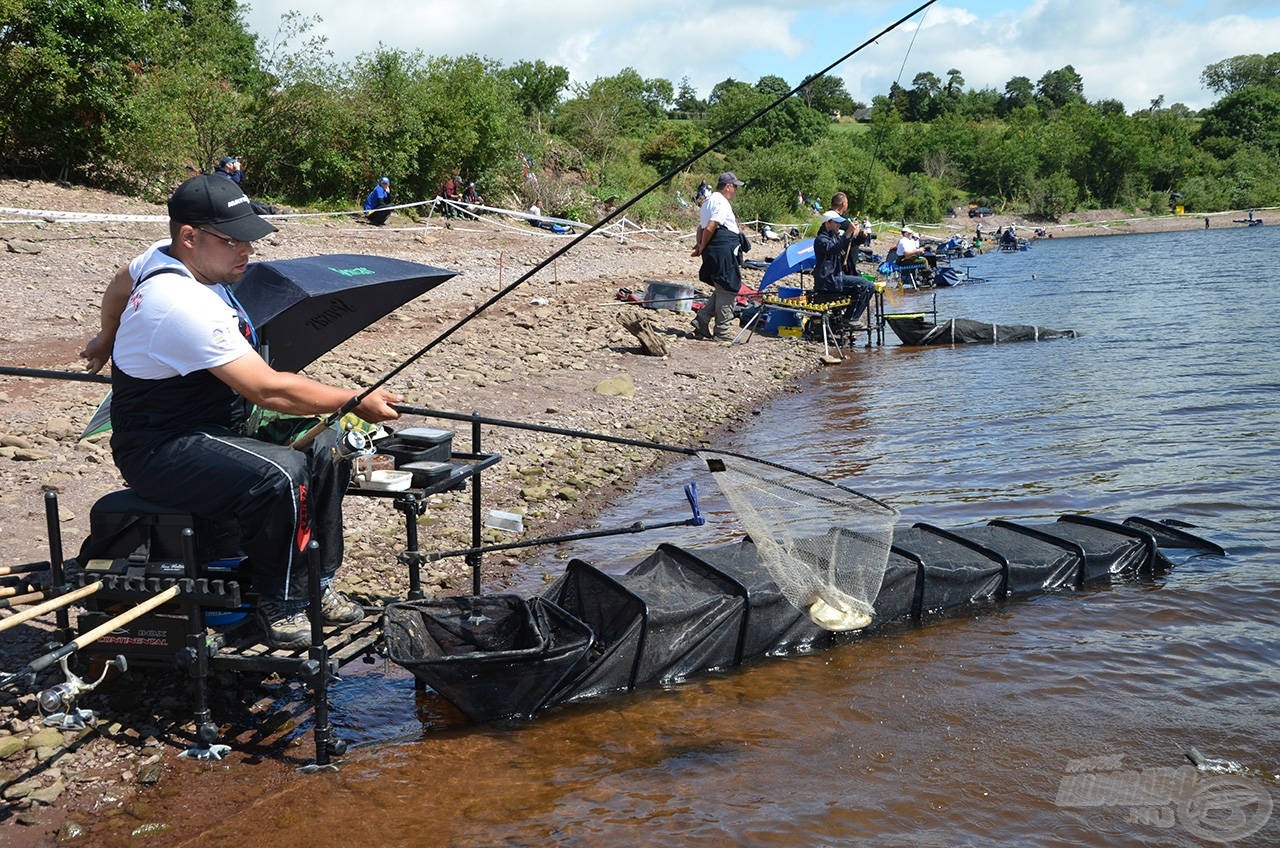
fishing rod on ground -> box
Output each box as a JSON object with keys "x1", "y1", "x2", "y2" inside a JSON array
[
  {"x1": 0, "y1": 590, "x2": 48, "y2": 610},
  {"x1": 0, "y1": 581, "x2": 102, "y2": 636},
  {"x1": 0, "y1": 584, "x2": 178, "y2": 691},
  {"x1": 0, "y1": 365, "x2": 111, "y2": 384},
  {"x1": 289, "y1": 0, "x2": 941, "y2": 452},
  {"x1": 0, "y1": 562, "x2": 53, "y2": 577},
  {"x1": 423, "y1": 482, "x2": 706, "y2": 565}
]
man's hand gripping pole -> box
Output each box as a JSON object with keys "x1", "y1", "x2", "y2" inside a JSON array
[{"x1": 289, "y1": 395, "x2": 363, "y2": 452}]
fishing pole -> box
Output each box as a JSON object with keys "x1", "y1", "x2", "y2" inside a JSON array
[
  {"x1": 290, "y1": 0, "x2": 941, "y2": 450},
  {"x1": 0, "y1": 590, "x2": 48, "y2": 610},
  {"x1": 0, "y1": 584, "x2": 179, "y2": 690},
  {"x1": 424, "y1": 482, "x2": 704, "y2": 563},
  {"x1": 855, "y1": 4, "x2": 931, "y2": 228},
  {"x1": 0, "y1": 561, "x2": 50, "y2": 576},
  {"x1": 0, "y1": 581, "x2": 101, "y2": 635},
  {"x1": 0, "y1": 365, "x2": 111, "y2": 385},
  {"x1": 392, "y1": 404, "x2": 896, "y2": 511}
]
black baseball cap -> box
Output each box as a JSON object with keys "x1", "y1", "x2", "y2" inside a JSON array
[{"x1": 168, "y1": 174, "x2": 277, "y2": 242}]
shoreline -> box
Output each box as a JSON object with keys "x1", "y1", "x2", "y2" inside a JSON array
[{"x1": 878, "y1": 208, "x2": 1269, "y2": 244}]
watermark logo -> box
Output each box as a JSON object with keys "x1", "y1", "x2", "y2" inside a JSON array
[{"x1": 1056, "y1": 755, "x2": 1272, "y2": 842}]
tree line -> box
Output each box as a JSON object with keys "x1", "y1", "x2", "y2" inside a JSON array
[{"x1": 3, "y1": 1, "x2": 1278, "y2": 227}]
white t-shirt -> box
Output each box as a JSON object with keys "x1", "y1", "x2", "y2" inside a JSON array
[
  {"x1": 128, "y1": 239, "x2": 180, "y2": 280},
  {"x1": 698, "y1": 191, "x2": 739, "y2": 235},
  {"x1": 113, "y1": 247, "x2": 253, "y2": 380},
  {"x1": 896, "y1": 234, "x2": 921, "y2": 258}
]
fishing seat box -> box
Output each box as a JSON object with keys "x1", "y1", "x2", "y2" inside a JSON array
[
  {"x1": 75, "y1": 490, "x2": 248, "y2": 664},
  {"x1": 78, "y1": 490, "x2": 241, "y2": 574}
]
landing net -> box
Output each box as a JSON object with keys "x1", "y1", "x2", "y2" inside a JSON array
[{"x1": 700, "y1": 451, "x2": 898, "y2": 631}]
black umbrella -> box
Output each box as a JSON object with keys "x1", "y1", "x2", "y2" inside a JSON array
[
  {"x1": 79, "y1": 254, "x2": 456, "y2": 439},
  {"x1": 230, "y1": 254, "x2": 457, "y2": 372}
]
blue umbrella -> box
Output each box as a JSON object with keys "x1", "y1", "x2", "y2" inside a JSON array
[{"x1": 758, "y1": 238, "x2": 815, "y2": 290}]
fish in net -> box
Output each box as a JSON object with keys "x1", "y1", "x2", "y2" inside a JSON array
[{"x1": 700, "y1": 451, "x2": 897, "y2": 631}]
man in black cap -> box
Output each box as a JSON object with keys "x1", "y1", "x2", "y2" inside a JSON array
[
  {"x1": 691, "y1": 171, "x2": 745, "y2": 341},
  {"x1": 107, "y1": 174, "x2": 402, "y2": 649}
]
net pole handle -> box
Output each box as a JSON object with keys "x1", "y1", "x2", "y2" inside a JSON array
[{"x1": 684, "y1": 482, "x2": 705, "y2": 526}]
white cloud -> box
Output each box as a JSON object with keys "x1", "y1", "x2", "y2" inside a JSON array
[{"x1": 242, "y1": 0, "x2": 1280, "y2": 111}]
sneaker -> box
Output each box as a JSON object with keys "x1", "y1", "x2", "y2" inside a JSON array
[
  {"x1": 257, "y1": 601, "x2": 310, "y2": 650},
  {"x1": 320, "y1": 587, "x2": 366, "y2": 625}
]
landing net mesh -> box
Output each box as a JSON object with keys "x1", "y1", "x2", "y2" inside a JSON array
[{"x1": 700, "y1": 451, "x2": 898, "y2": 631}]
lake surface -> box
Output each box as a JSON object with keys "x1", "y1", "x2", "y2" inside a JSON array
[{"x1": 89, "y1": 225, "x2": 1279, "y2": 846}]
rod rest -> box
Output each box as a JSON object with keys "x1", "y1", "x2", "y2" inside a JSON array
[{"x1": 68, "y1": 572, "x2": 243, "y2": 607}]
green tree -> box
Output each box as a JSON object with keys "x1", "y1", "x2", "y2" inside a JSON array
[
  {"x1": 640, "y1": 120, "x2": 710, "y2": 175},
  {"x1": 1201, "y1": 53, "x2": 1280, "y2": 96},
  {"x1": 999, "y1": 76, "x2": 1035, "y2": 115},
  {"x1": 705, "y1": 84, "x2": 829, "y2": 151},
  {"x1": 756, "y1": 74, "x2": 791, "y2": 100},
  {"x1": 255, "y1": 10, "x2": 332, "y2": 89},
  {"x1": 674, "y1": 76, "x2": 705, "y2": 115},
  {"x1": 1197, "y1": 86, "x2": 1280, "y2": 155},
  {"x1": 0, "y1": 0, "x2": 155, "y2": 180},
  {"x1": 556, "y1": 68, "x2": 669, "y2": 165},
  {"x1": 799, "y1": 73, "x2": 856, "y2": 116},
  {"x1": 1027, "y1": 171, "x2": 1078, "y2": 219},
  {"x1": 1036, "y1": 65, "x2": 1085, "y2": 110},
  {"x1": 907, "y1": 71, "x2": 941, "y2": 121},
  {"x1": 708, "y1": 77, "x2": 741, "y2": 106},
  {"x1": 244, "y1": 77, "x2": 365, "y2": 201},
  {"x1": 502, "y1": 59, "x2": 569, "y2": 125},
  {"x1": 347, "y1": 48, "x2": 429, "y2": 193},
  {"x1": 1222, "y1": 144, "x2": 1280, "y2": 208},
  {"x1": 410, "y1": 55, "x2": 525, "y2": 199}
]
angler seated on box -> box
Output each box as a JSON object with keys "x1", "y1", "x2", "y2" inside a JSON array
[
  {"x1": 80, "y1": 175, "x2": 402, "y2": 650},
  {"x1": 812, "y1": 211, "x2": 874, "y2": 321},
  {"x1": 893, "y1": 226, "x2": 934, "y2": 286}
]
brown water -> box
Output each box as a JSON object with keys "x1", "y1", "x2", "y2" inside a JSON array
[{"x1": 90, "y1": 228, "x2": 1279, "y2": 846}]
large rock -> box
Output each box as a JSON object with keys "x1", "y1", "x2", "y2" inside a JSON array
[
  {"x1": 0, "y1": 735, "x2": 26, "y2": 760},
  {"x1": 26, "y1": 727, "x2": 65, "y2": 750},
  {"x1": 594, "y1": 374, "x2": 636, "y2": 398}
]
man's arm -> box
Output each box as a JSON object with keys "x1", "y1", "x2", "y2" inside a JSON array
[
  {"x1": 691, "y1": 220, "x2": 718, "y2": 257},
  {"x1": 212, "y1": 352, "x2": 403, "y2": 423},
  {"x1": 80, "y1": 264, "x2": 134, "y2": 373}
]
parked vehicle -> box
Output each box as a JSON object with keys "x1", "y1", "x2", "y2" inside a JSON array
[{"x1": 969, "y1": 206, "x2": 994, "y2": 218}]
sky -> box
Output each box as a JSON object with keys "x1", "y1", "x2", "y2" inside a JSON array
[{"x1": 241, "y1": 0, "x2": 1280, "y2": 113}]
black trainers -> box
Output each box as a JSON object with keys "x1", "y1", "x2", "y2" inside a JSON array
[
  {"x1": 257, "y1": 600, "x2": 310, "y2": 650},
  {"x1": 320, "y1": 587, "x2": 365, "y2": 625}
]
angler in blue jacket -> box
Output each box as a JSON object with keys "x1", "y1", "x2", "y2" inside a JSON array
[{"x1": 363, "y1": 176, "x2": 393, "y2": 225}]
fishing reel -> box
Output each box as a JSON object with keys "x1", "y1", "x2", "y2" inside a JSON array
[
  {"x1": 332, "y1": 428, "x2": 376, "y2": 463},
  {"x1": 37, "y1": 654, "x2": 127, "y2": 731}
]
